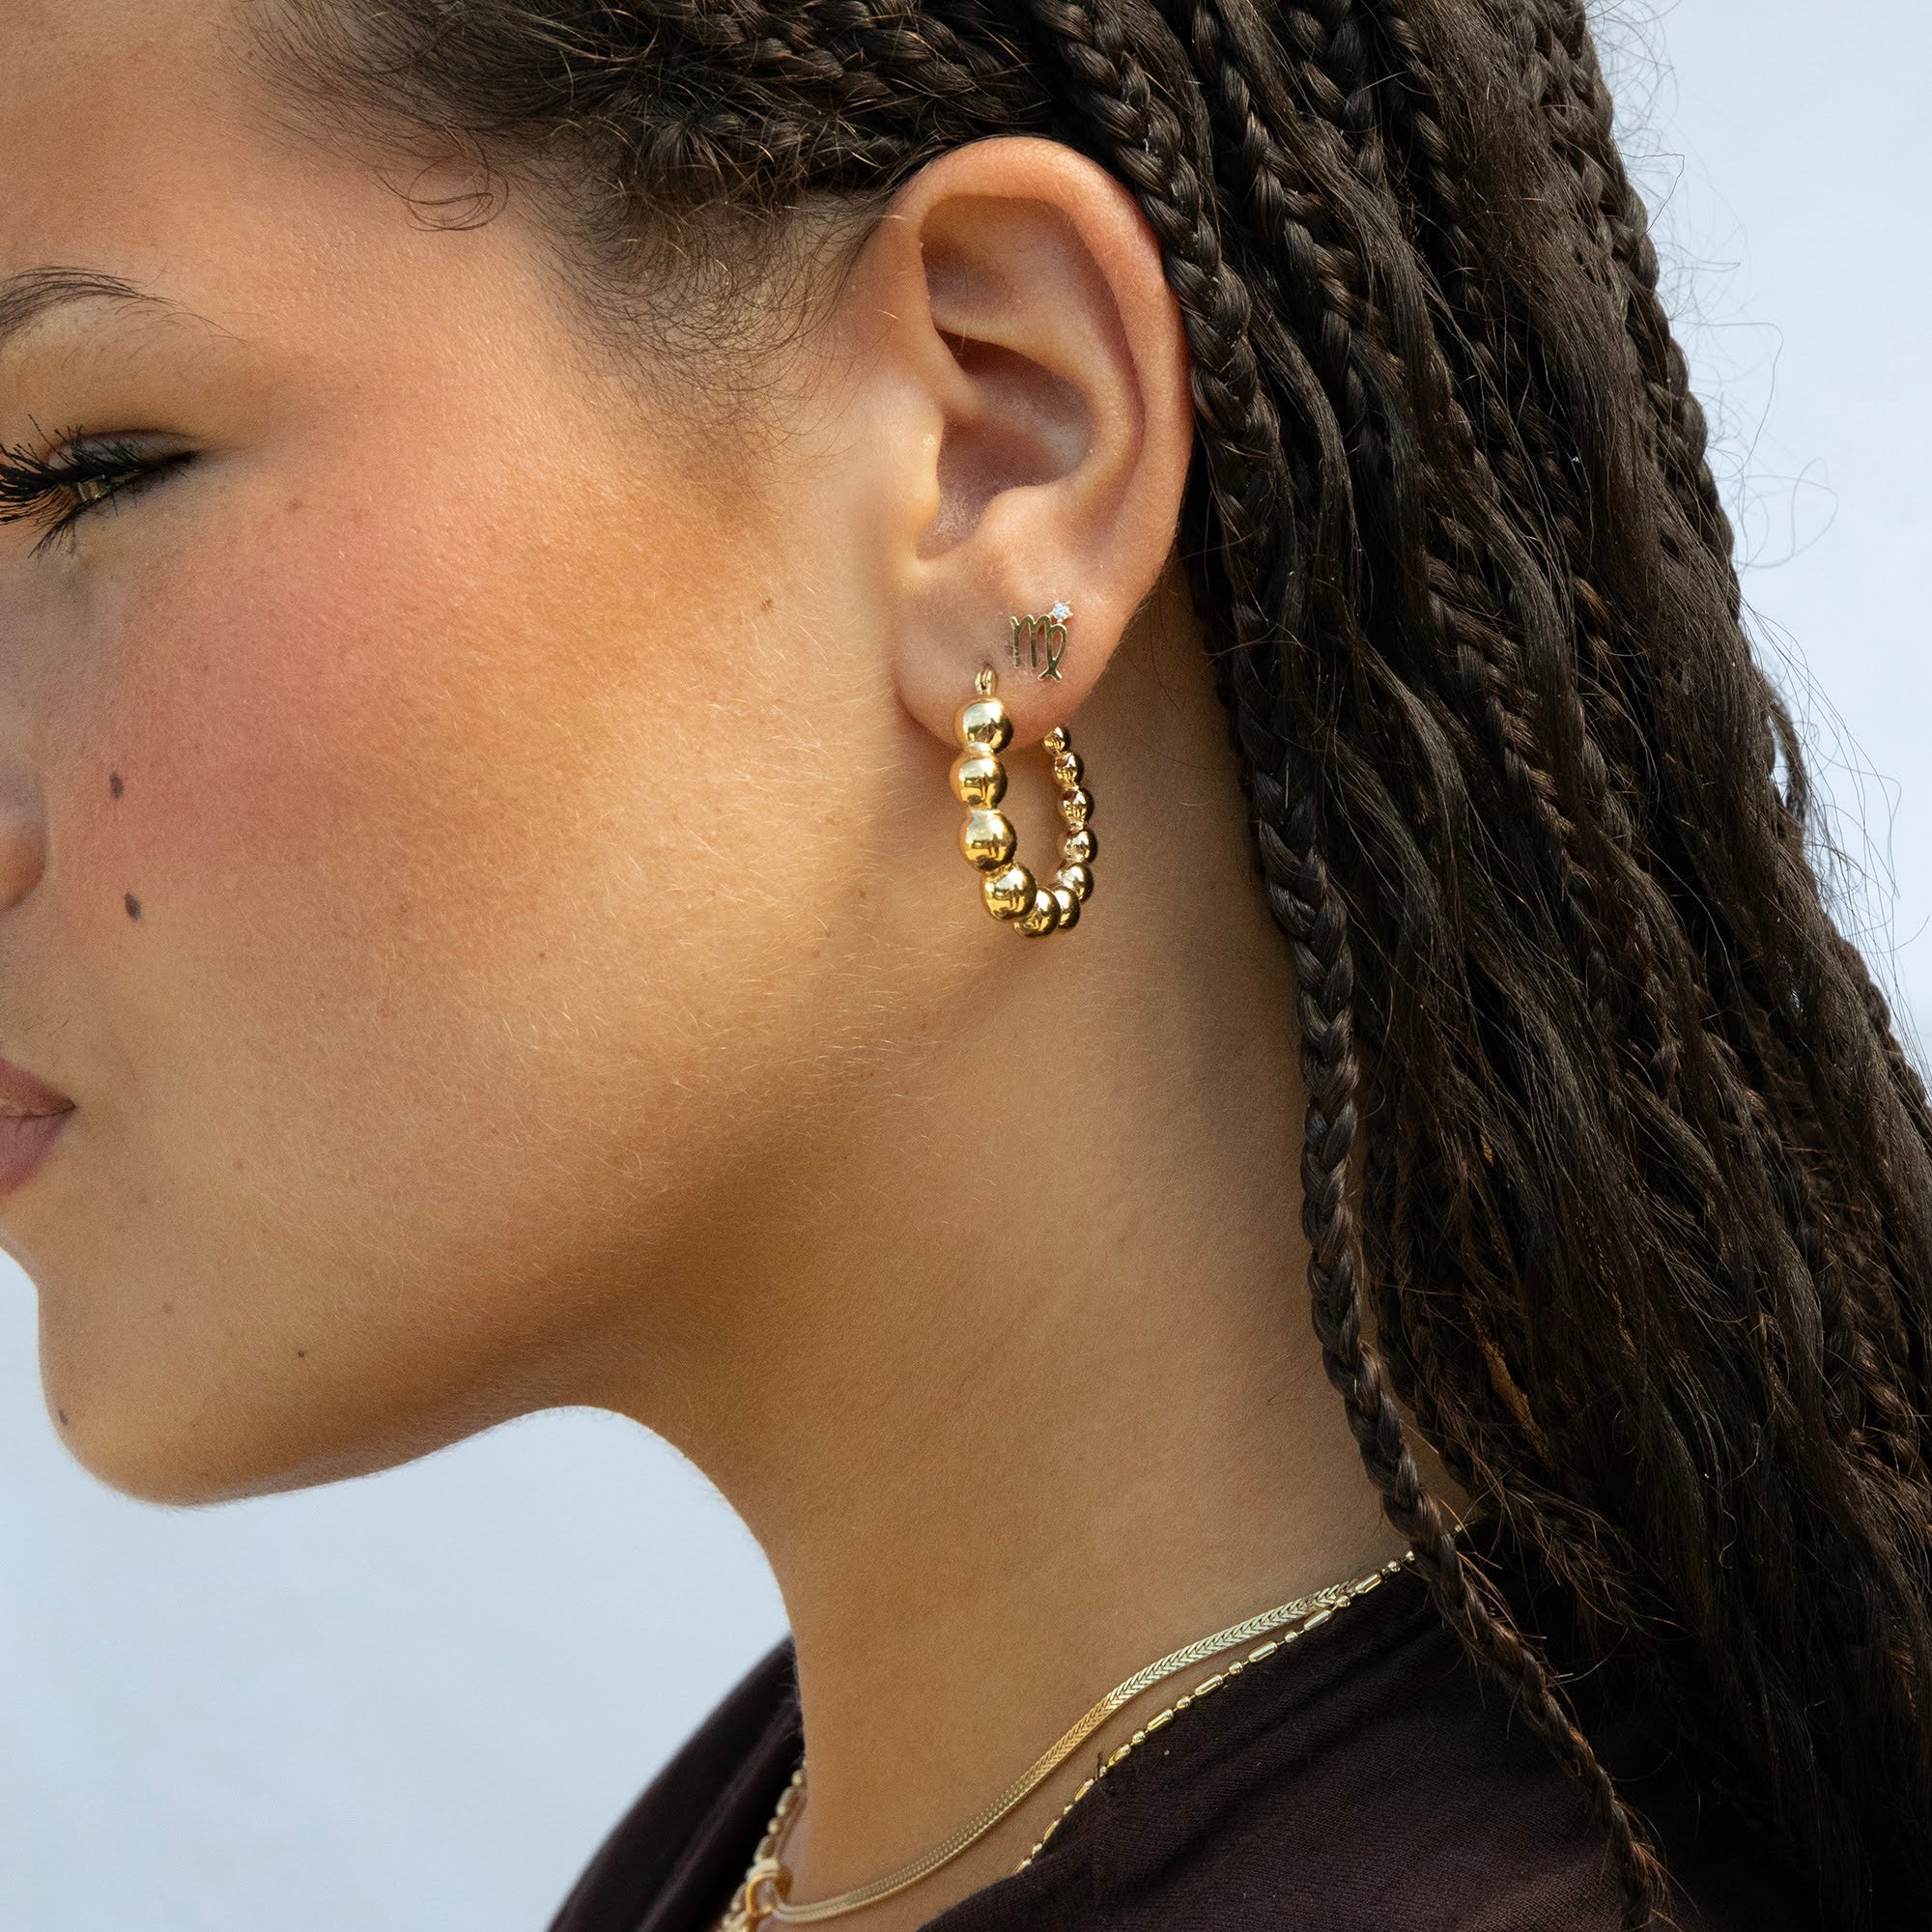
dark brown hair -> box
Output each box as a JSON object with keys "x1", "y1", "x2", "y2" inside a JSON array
[{"x1": 234, "y1": 2, "x2": 1932, "y2": 1924}]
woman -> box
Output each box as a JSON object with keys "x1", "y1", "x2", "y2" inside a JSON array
[{"x1": 4, "y1": 0, "x2": 1926, "y2": 1927}]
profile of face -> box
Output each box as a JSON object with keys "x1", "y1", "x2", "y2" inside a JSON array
[{"x1": 2, "y1": 0, "x2": 1202, "y2": 1504}]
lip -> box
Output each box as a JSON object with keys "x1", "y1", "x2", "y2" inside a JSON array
[
  {"x1": 0, "y1": 1052, "x2": 71, "y2": 1119},
  {"x1": 0, "y1": 1108, "x2": 69, "y2": 1197}
]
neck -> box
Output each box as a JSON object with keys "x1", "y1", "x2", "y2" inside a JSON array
[
  {"x1": 585, "y1": 609, "x2": 1427, "y2": 1928},
  {"x1": 754, "y1": 1282, "x2": 1407, "y2": 1924}
]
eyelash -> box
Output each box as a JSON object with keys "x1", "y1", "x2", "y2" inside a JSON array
[{"x1": 0, "y1": 426, "x2": 188, "y2": 559}]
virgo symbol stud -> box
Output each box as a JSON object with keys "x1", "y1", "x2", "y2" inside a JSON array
[{"x1": 1009, "y1": 599, "x2": 1071, "y2": 680}]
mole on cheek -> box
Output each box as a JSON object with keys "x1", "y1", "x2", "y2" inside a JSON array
[
  {"x1": 125, "y1": 894, "x2": 141, "y2": 921},
  {"x1": 109, "y1": 772, "x2": 123, "y2": 798}
]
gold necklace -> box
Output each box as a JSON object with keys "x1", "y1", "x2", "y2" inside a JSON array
[{"x1": 722, "y1": 1550, "x2": 1415, "y2": 1931}]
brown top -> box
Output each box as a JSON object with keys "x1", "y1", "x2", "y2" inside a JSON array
[{"x1": 547, "y1": 1528, "x2": 1818, "y2": 1932}]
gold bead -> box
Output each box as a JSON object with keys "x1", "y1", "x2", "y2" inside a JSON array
[
  {"x1": 952, "y1": 752, "x2": 1006, "y2": 808},
  {"x1": 983, "y1": 864, "x2": 1035, "y2": 920},
  {"x1": 955, "y1": 696, "x2": 1012, "y2": 753},
  {"x1": 1013, "y1": 887, "x2": 1062, "y2": 935},
  {"x1": 960, "y1": 809, "x2": 1016, "y2": 871},
  {"x1": 952, "y1": 668, "x2": 1090, "y2": 937}
]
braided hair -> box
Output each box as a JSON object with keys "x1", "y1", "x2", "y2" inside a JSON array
[{"x1": 238, "y1": 1, "x2": 1932, "y2": 1923}]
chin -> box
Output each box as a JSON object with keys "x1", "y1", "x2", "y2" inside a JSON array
[
  {"x1": 45, "y1": 1393, "x2": 409, "y2": 1508},
  {"x1": 38, "y1": 1324, "x2": 504, "y2": 1508}
]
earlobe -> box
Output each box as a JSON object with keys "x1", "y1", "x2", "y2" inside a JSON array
[{"x1": 858, "y1": 136, "x2": 1196, "y2": 751}]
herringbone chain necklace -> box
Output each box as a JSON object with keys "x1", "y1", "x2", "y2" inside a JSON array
[{"x1": 719, "y1": 1549, "x2": 1416, "y2": 1931}]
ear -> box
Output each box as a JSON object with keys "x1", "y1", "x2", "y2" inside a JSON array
[{"x1": 838, "y1": 135, "x2": 1197, "y2": 749}]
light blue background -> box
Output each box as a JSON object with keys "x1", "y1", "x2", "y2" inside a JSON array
[{"x1": 6, "y1": 4, "x2": 1928, "y2": 1927}]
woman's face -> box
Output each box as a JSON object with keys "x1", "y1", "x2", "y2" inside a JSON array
[{"x1": 1, "y1": 0, "x2": 925, "y2": 1501}]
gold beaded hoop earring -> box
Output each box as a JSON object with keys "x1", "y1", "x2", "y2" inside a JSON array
[{"x1": 951, "y1": 612, "x2": 1095, "y2": 937}]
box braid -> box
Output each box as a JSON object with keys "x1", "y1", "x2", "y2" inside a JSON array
[
  {"x1": 1016, "y1": 10, "x2": 1683, "y2": 1918},
  {"x1": 1294, "y1": 3, "x2": 1932, "y2": 1904},
  {"x1": 242, "y1": 1, "x2": 1932, "y2": 1924},
  {"x1": 1524, "y1": 0, "x2": 1932, "y2": 1195},
  {"x1": 1122, "y1": 2, "x2": 1679, "y2": 1904}
]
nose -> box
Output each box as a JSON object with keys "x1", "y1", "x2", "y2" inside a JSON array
[{"x1": 0, "y1": 758, "x2": 48, "y2": 910}]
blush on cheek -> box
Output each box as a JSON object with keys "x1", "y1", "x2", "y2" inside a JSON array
[
  {"x1": 116, "y1": 497, "x2": 432, "y2": 872},
  {"x1": 100, "y1": 469, "x2": 559, "y2": 924},
  {"x1": 81, "y1": 440, "x2": 701, "y2": 1044}
]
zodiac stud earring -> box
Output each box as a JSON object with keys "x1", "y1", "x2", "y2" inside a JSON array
[
  {"x1": 952, "y1": 605, "x2": 1095, "y2": 937},
  {"x1": 1009, "y1": 598, "x2": 1071, "y2": 680}
]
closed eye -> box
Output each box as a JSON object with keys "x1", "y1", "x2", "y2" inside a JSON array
[{"x1": 0, "y1": 430, "x2": 193, "y2": 559}]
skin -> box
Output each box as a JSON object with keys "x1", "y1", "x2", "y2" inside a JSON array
[{"x1": 2, "y1": 3, "x2": 1464, "y2": 1926}]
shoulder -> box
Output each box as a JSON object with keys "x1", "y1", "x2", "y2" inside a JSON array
[
  {"x1": 1080, "y1": 1573, "x2": 1630, "y2": 1929},
  {"x1": 996, "y1": 1567, "x2": 1809, "y2": 1932},
  {"x1": 548, "y1": 1636, "x2": 799, "y2": 1932}
]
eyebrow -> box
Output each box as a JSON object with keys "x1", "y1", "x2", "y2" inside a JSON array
[{"x1": 0, "y1": 267, "x2": 174, "y2": 364}]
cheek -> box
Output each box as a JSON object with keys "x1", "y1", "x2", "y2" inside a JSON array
[{"x1": 37, "y1": 446, "x2": 785, "y2": 1500}]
